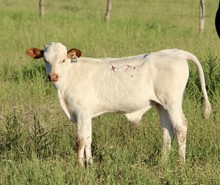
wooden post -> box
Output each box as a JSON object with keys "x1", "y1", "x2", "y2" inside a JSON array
[
  {"x1": 104, "y1": 0, "x2": 112, "y2": 21},
  {"x1": 199, "y1": 0, "x2": 205, "y2": 32},
  {"x1": 39, "y1": 0, "x2": 45, "y2": 17}
]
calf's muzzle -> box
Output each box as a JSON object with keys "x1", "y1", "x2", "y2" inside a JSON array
[{"x1": 48, "y1": 73, "x2": 59, "y2": 82}]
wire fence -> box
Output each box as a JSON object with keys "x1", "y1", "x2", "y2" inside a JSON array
[{"x1": 1, "y1": 0, "x2": 218, "y2": 31}]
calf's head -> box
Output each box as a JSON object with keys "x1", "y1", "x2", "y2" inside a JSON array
[{"x1": 26, "y1": 42, "x2": 81, "y2": 83}]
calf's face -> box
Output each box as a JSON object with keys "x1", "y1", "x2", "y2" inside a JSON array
[{"x1": 26, "y1": 42, "x2": 81, "y2": 83}]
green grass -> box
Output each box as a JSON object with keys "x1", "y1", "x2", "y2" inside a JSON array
[{"x1": 0, "y1": 0, "x2": 220, "y2": 184}]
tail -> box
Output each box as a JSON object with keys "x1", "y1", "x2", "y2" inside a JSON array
[{"x1": 169, "y1": 49, "x2": 212, "y2": 119}]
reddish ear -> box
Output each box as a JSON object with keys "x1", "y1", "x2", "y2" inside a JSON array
[
  {"x1": 67, "y1": 48, "x2": 82, "y2": 59},
  {"x1": 26, "y1": 48, "x2": 43, "y2": 59}
]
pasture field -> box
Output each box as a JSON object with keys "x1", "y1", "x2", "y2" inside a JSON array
[{"x1": 0, "y1": 0, "x2": 220, "y2": 184}]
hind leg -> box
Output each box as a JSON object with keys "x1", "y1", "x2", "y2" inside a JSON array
[
  {"x1": 176, "y1": 113, "x2": 188, "y2": 162},
  {"x1": 167, "y1": 107, "x2": 188, "y2": 162},
  {"x1": 156, "y1": 104, "x2": 174, "y2": 161}
]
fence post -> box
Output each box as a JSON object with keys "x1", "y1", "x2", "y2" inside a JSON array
[
  {"x1": 104, "y1": 0, "x2": 112, "y2": 21},
  {"x1": 199, "y1": 0, "x2": 205, "y2": 32},
  {"x1": 39, "y1": 0, "x2": 45, "y2": 17}
]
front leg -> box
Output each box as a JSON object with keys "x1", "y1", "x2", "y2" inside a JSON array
[
  {"x1": 76, "y1": 113, "x2": 93, "y2": 166},
  {"x1": 58, "y1": 91, "x2": 76, "y2": 122}
]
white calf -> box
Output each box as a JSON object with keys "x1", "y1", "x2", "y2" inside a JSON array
[{"x1": 27, "y1": 42, "x2": 211, "y2": 166}]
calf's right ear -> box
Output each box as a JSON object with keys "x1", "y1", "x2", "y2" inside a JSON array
[{"x1": 26, "y1": 48, "x2": 43, "y2": 59}]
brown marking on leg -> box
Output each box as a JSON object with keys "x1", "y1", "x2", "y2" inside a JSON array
[
  {"x1": 76, "y1": 137, "x2": 84, "y2": 149},
  {"x1": 175, "y1": 124, "x2": 187, "y2": 163},
  {"x1": 182, "y1": 113, "x2": 189, "y2": 127},
  {"x1": 76, "y1": 136, "x2": 85, "y2": 167}
]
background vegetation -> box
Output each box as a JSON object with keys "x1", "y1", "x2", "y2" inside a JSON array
[{"x1": 0, "y1": 0, "x2": 219, "y2": 184}]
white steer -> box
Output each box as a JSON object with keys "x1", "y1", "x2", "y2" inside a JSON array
[{"x1": 27, "y1": 42, "x2": 211, "y2": 166}]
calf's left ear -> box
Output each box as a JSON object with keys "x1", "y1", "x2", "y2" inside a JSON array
[
  {"x1": 26, "y1": 48, "x2": 43, "y2": 59},
  {"x1": 67, "y1": 48, "x2": 82, "y2": 59}
]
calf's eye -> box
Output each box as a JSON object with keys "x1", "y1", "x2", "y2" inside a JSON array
[{"x1": 61, "y1": 59, "x2": 65, "y2": 63}]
